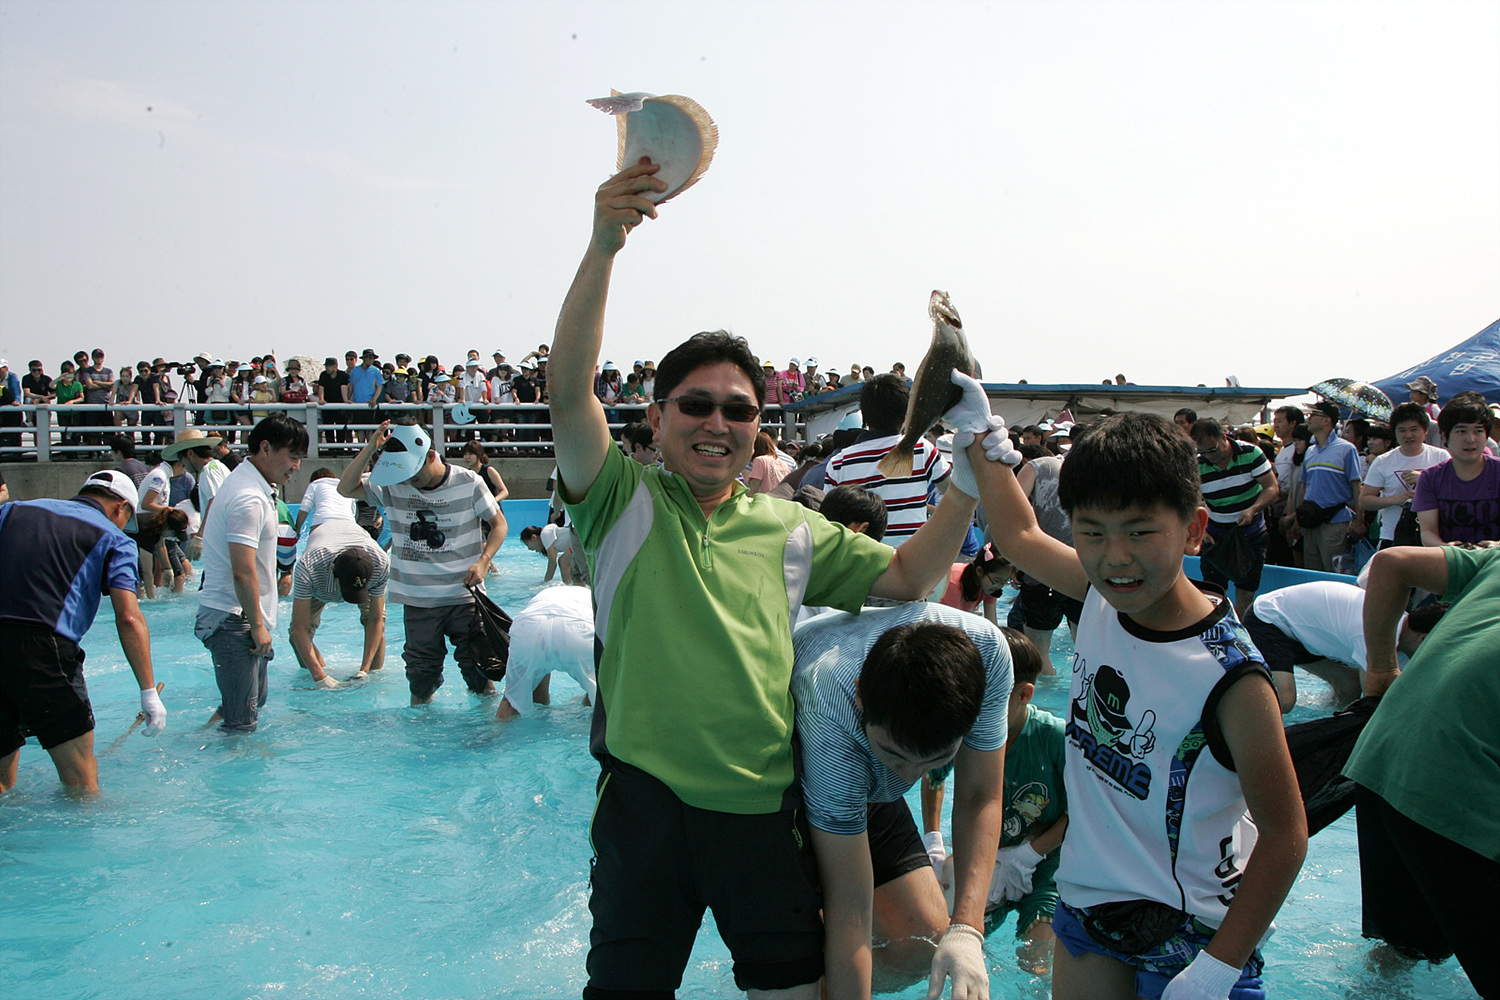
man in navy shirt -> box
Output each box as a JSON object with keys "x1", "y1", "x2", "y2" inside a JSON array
[{"x1": 0, "y1": 470, "x2": 166, "y2": 795}]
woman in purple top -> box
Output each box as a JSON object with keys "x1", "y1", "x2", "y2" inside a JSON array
[{"x1": 1414, "y1": 396, "x2": 1500, "y2": 545}]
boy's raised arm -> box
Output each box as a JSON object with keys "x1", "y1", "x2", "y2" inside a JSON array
[
  {"x1": 551, "y1": 160, "x2": 666, "y2": 502},
  {"x1": 947, "y1": 373, "x2": 1088, "y2": 601}
]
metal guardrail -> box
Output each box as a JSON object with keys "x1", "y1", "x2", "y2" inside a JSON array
[{"x1": 0, "y1": 400, "x2": 800, "y2": 461}]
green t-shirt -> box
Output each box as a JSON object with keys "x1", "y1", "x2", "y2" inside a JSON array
[
  {"x1": 1344, "y1": 545, "x2": 1500, "y2": 861},
  {"x1": 566, "y1": 444, "x2": 895, "y2": 814},
  {"x1": 55, "y1": 379, "x2": 83, "y2": 404},
  {"x1": 1001, "y1": 705, "x2": 1068, "y2": 850}
]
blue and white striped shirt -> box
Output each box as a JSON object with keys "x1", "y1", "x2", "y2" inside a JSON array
[{"x1": 791, "y1": 603, "x2": 1011, "y2": 835}]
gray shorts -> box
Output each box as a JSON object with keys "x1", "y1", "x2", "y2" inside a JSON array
[{"x1": 402, "y1": 600, "x2": 490, "y2": 699}]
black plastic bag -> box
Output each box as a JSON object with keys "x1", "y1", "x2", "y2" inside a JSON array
[
  {"x1": 1205, "y1": 524, "x2": 1257, "y2": 583},
  {"x1": 1392, "y1": 504, "x2": 1423, "y2": 547},
  {"x1": 468, "y1": 584, "x2": 514, "y2": 682},
  {"x1": 1285, "y1": 695, "x2": 1379, "y2": 836}
]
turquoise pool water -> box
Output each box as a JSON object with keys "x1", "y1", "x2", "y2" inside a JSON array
[{"x1": 0, "y1": 525, "x2": 1478, "y2": 999}]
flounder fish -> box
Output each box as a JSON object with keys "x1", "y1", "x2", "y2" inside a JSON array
[
  {"x1": 877, "y1": 290, "x2": 979, "y2": 478},
  {"x1": 586, "y1": 90, "x2": 719, "y2": 203}
]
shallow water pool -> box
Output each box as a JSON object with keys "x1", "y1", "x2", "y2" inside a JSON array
[{"x1": 0, "y1": 539, "x2": 1478, "y2": 999}]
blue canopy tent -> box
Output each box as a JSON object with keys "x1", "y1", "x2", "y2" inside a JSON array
[{"x1": 1373, "y1": 318, "x2": 1500, "y2": 408}]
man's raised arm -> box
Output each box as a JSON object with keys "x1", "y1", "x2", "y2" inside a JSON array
[{"x1": 550, "y1": 160, "x2": 666, "y2": 502}]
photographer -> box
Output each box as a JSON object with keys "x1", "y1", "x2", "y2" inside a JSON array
[{"x1": 337, "y1": 419, "x2": 507, "y2": 706}]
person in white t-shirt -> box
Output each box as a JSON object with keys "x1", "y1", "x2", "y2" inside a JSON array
[
  {"x1": 1359, "y1": 402, "x2": 1448, "y2": 548},
  {"x1": 1245, "y1": 580, "x2": 1446, "y2": 713},
  {"x1": 519, "y1": 522, "x2": 576, "y2": 584},
  {"x1": 196, "y1": 415, "x2": 308, "y2": 732},
  {"x1": 495, "y1": 585, "x2": 596, "y2": 721},
  {"x1": 294, "y1": 469, "x2": 357, "y2": 534}
]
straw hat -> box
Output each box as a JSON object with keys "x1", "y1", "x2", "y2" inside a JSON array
[{"x1": 161, "y1": 428, "x2": 224, "y2": 461}]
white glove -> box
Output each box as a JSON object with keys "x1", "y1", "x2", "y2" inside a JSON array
[
  {"x1": 978, "y1": 422, "x2": 1022, "y2": 467},
  {"x1": 185, "y1": 536, "x2": 203, "y2": 561},
  {"x1": 946, "y1": 432, "x2": 980, "y2": 500},
  {"x1": 926, "y1": 922, "x2": 989, "y2": 1000},
  {"x1": 139, "y1": 687, "x2": 166, "y2": 736},
  {"x1": 944, "y1": 371, "x2": 994, "y2": 435},
  {"x1": 351, "y1": 670, "x2": 369, "y2": 682},
  {"x1": 990, "y1": 842, "x2": 1044, "y2": 904},
  {"x1": 315, "y1": 675, "x2": 342, "y2": 690},
  {"x1": 923, "y1": 829, "x2": 947, "y2": 871},
  {"x1": 1161, "y1": 950, "x2": 1240, "y2": 1000}
]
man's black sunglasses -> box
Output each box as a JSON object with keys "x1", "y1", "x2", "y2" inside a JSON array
[{"x1": 662, "y1": 396, "x2": 760, "y2": 423}]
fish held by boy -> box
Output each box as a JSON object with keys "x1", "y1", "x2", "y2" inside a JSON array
[{"x1": 877, "y1": 290, "x2": 980, "y2": 478}]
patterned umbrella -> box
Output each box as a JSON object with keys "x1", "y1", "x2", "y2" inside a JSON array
[{"x1": 1308, "y1": 378, "x2": 1393, "y2": 421}]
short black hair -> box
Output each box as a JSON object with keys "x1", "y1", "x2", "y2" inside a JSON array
[
  {"x1": 1438, "y1": 396, "x2": 1494, "y2": 438},
  {"x1": 1057, "y1": 412, "x2": 1202, "y2": 519},
  {"x1": 109, "y1": 434, "x2": 137, "y2": 458},
  {"x1": 1021, "y1": 425, "x2": 1046, "y2": 438},
  {"x1": 520, "y1": 525, "x2": 542, "y2": 543},
  {"x1": 1190, "y1": 418, "x2": 1225, "y2": 442},
  {"x1": 310, "y1": 468, "x2": 337, "y2": 481},
  {"x1": 247, "y1": 413, "x2": 309, "y2": 458},
  {"x1": 620, "y1": 420, "x2": 655, "y2": 452},
  {"x1": 1389, "y1": 401, "x2": 1430, "y2": 431},
  {"x1": 1274, "y1": 405, "x2": 1305, "y2": 427},
  {"x1": 820, "y1": 485, "x2": 887, "y2": 541},
  {"x1": 1001, "y1": 627, "x2": 1046, "y2": 687},
  {"x1": 1174, "y1": 407, "x2": 1199, "y2": 424},
  {"x1": 857, "y1": 621, "x2": 986, "y2": 757},
  {"x1": 1406, "y1": 601, "x2": 1449, "y2": 635},
  {"x1": 859, "y1": 373, "x2": 910, "y2": 432},
  {"x1": 653, "y1": 331, "x2": 765, "y2": 406}
]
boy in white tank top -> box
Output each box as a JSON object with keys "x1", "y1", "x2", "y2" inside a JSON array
[{"x1": 950, "y1": 376, "x2": 1306, "y2": 1000}]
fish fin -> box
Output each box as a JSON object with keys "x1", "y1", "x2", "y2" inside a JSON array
[
  {"x1": 612, "y1": 89, "x2": 629, "y2": 172},
  {"x1": 651, "y1": 94, "x2": 718, "y2": 198},
  {"x1": 877, "y1": 446, "x2": 915, "y2": 479}
]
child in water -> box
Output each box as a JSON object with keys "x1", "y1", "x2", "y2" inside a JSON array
[
  {"x1": 953, "y1": 379, "x2": 1306, "y2": 1000},
  {"x1": 924, "y1": 627, "x2": 1068, "y2": 975}
]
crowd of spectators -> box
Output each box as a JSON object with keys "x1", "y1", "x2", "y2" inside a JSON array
[{"x1": 0, "y1": 346, "x2": 902, "y2": 459}]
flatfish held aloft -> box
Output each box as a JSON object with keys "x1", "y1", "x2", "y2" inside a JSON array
[
  {"x1": 877, "y1": 290, "x2": 979, "y2": 478},
  {"x1": 586, "y1": 90, "x2": 719, "y2": 203}
]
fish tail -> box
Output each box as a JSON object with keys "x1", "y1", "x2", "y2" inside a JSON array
[{"x1": 877, "y1": 444, "x2": 915, "y2": 479}]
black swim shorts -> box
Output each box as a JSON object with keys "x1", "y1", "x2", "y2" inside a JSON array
[
  {"x1": 1242, "y1": 607, "x2": 1314, "y2": 674},
  {"x1": 584, "y1": 758, "x2": 824, "y2": 998},
  {"x1": 0, "y1": 623, "x2": 96, "y2": 755},
  {"x1": 866, "y1": 797, "x2": 933, "y2": 888},
  {"x1": 1019, "y1": 578, "x2": 1084, "y2": 632}
]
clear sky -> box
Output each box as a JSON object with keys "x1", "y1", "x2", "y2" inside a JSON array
[{"x1": 2, "y1": 0, "x2": 1496, "y2": 390}]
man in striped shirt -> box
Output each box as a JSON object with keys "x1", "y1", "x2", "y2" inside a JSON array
[
  {"x1": 338, "y1": 419, "x2": 507, "y2": 705},
  {"x1": 1192, "y1": 419, "x2": 1278, "y2": 617},
  {"x1": 825, "y1": 374, "x2": 952, "y2": 546}
]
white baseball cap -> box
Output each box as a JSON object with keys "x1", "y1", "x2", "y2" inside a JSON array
[
  {"x1": 369, "y1": 423, "x2": 431, "y2": 486},
  {"x1": 82, "y1": 469, "x2": 138, "y2": 516}
]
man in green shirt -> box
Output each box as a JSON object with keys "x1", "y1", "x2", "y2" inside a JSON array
[
  {"x1": 552, "y1": 160, "x2": 988, "y2": 999},
  {"x1": 1344, "y1": 543, "x2": 1500, "y2": 996}
]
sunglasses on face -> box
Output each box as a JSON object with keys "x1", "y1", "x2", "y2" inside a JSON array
[{"x1": 662, "y1": 396, "x2": 761, "y2": 423}]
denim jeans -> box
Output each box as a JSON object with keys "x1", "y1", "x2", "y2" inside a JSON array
[{"x1": 196, "y1": 608, "x2": 271, "y2": 732}]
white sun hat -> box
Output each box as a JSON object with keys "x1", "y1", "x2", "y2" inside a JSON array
[{"x1": 369, "y1": 423, "x2": 432, "y2": 486}]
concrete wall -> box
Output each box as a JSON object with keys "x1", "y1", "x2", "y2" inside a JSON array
[{"x1": 0, "y1": 457, "x2": 558, "y2": 504}]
